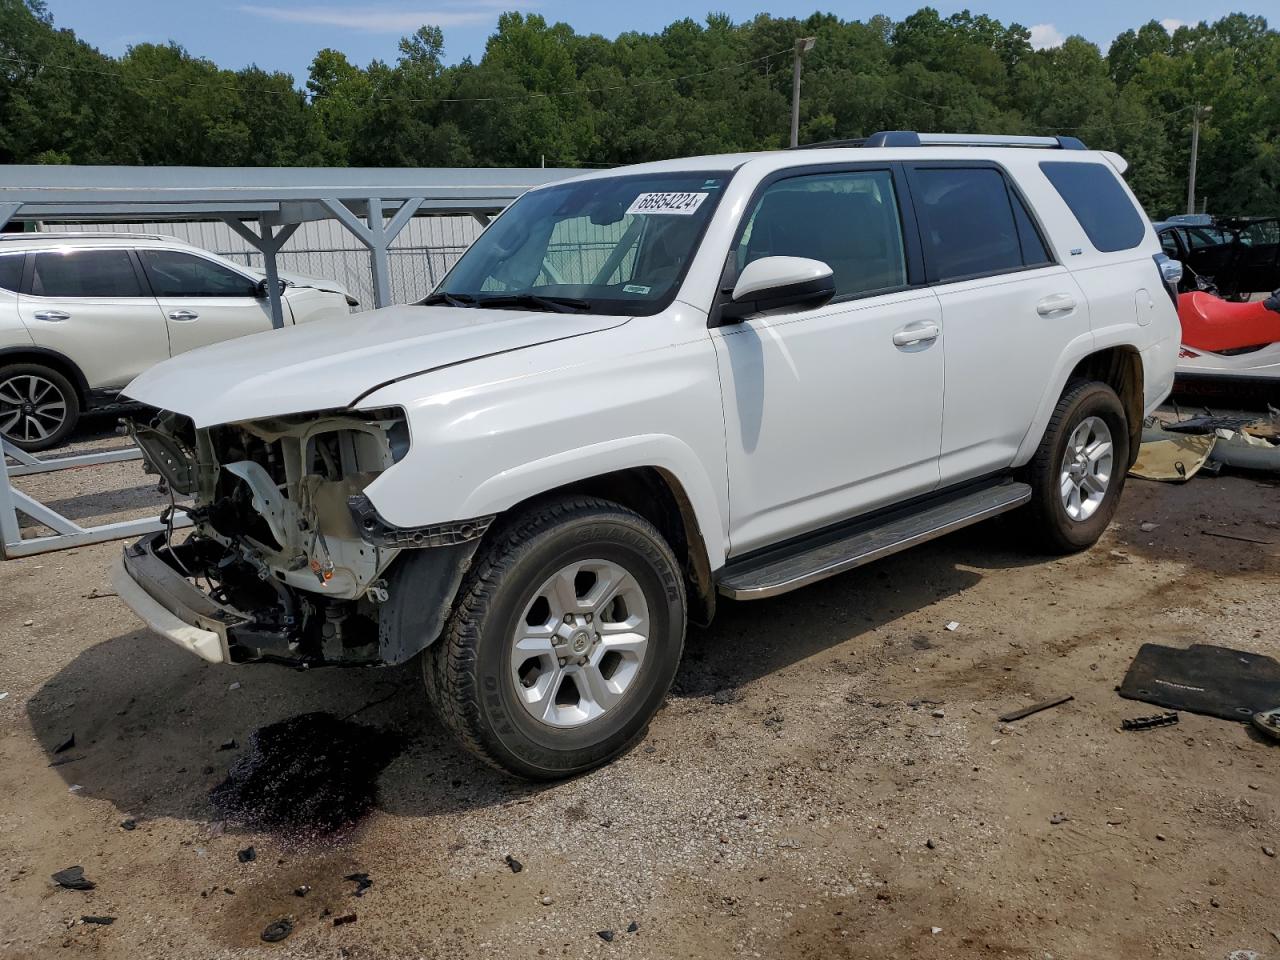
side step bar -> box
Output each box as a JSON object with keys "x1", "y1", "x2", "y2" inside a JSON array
[{"x1": 716, "y1": 479, "x2": 1032, "y2": 600}]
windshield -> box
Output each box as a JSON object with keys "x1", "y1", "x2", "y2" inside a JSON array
[{"x1": 431, "y1": 170, "x2": 732, "y2": 315}]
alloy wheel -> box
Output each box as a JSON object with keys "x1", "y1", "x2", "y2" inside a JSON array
[
  {"x1": 1058, "y1": 415, "x2": 1113, "y2": 522},
  {"x1": 0, "y1": 374, "x2": 68, "y2": 445}
]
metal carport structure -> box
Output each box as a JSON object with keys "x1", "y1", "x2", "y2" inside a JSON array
[{"x1": 0, "y1": 164, "x2": 578, "y2": 558}]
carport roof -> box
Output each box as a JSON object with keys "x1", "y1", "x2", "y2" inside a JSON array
[{"x1": 0, "y1": 164, "x2": 581, "y2": 223}]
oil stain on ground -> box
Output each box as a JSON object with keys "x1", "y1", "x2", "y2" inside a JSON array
[{"x1": 210, "y1": 711, "x2": 403, "y2": 834}]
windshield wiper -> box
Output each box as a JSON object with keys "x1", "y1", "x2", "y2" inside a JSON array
[
  {"x1": 474, "y1": 293, "x2": 592, "y2": 314},
  {"x1": 420, "y1": 291, "x2": 478, "y2": 307}
]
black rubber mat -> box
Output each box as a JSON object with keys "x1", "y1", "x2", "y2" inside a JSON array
[{"x1": 1118, "y1": 643, "x2": 1280, "y2": 722}]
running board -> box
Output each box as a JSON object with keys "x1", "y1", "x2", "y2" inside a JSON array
[{"x1": 717, "y1": 479, "x2": 1032, "y2": 600}]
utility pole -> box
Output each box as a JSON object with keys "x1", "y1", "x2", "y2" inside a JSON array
[
  {"x1": 790, "y1": 37, "x2": 816, "y2": 148},
  {"x1": 1186, "y1": 104, "x2": 1211, "y2": 215}
]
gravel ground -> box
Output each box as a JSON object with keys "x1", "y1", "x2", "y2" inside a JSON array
[{"x1": 2, "y1": 434, "x2": 1279, "y2": 959}]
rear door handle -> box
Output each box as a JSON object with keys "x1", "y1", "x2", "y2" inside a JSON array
[
  {"x1": 167, "y1": 310, "x2": 199, "y2": 321},
  {"x1": 33, "y1": 310, "x2": 70, "y2": 322},
  {"x1": 892, "y1": 321, "x2": 941, "y2": 347},
  {"x1": 1036, "y1": 293, "x2": 1077, "y2": 318}
]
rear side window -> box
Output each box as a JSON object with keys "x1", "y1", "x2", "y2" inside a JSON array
[
  {"x1": 138, "y1": 249, "x2": 259, "y2": 297},
  {"x1": 1040, "y1": 161, "x2": 1146, "y2": 253},
  {"x1": 0, "y1": 254, "x2": 22, "y2": 293},
  {"x1": 737, "y1": 169, "x2": 908, "y2": 298},
  {"x1": 31, "y1": 250, "x2": 143, "y2": 298},
  {"x1": 910, "y1": 167, "x2": 1027, "y2": 282}
]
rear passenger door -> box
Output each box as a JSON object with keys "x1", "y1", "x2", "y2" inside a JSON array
[
  {"x1": 136, "y1": 249, "x2": 276, "y2": 357},
  {"x1": 904, "y1": 162, "x2": 1090, "y2": 485},
  {"x1": 712, "y1": 164, "x2": 945, "y2": 554},
  {"x1": 17, "y1": 248, "x2": 169, "y2": 391}
]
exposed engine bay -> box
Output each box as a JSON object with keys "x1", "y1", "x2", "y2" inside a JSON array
[{"x1": 125, "y1": 406, "x2": 487, "y2": 666}]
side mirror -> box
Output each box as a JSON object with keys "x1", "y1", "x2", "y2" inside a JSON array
[
  {"x1": 256, "y1": 277, "x2": 286, "y2": 298},
  {"x1": 720, "y1": 256, "x2": 835, "y2": 323}
]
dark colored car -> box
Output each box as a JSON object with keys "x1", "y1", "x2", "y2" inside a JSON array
[{"x1": 1155, "y1": 215, "x2": 1280, "y2": 300}]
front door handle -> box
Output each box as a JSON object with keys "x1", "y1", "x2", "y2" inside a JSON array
[
  {"x1": 892, "y1": 322, "x2": 941, "y2": 347},
  {"x1": 168, "y1": 309, "x2": 199, "y2": 321},
  {"x1": 1036, "y1": 293, "x2": 1077, "y2": 318},
  {"x1": 33, "y1": 310, "x2": 70, "y2": 322}
]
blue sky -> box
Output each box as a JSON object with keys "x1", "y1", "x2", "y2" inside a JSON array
[{"x1": 46, "y1": 1, "x2": 1232, "y2": 82}]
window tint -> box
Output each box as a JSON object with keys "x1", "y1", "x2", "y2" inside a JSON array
[
  {"x1": 1040, "y1": 161, "x2": 1146, "y2": 253},
  {"x1": 138, "y1": 250, "x2": 259, "y2": 297},
  {"x1": 737, "y1": 170, "x2": 907, "y2": 298},
  {"x1": 1010, "y1": 189, "x2": 1051, "y2": 266},
  {"x1": 0, "y1": 254, "x2": 22, "y2": 293},
  {"x1": 911, "y1": 167, "x2": 1023, "y2": 282},
  {"x1": 31, "y1": 249, "x2": 143, "y2": 298}
]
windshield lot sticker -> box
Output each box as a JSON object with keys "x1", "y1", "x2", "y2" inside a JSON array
[
  {"x1": 626, "y1": 192, "x2": 709, "y2": 215},
  {"x1": 622, "y1": 284, "x2": 651, "y2": 294}
]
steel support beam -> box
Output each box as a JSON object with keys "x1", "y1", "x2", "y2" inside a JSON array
[
  {"x1": 221, "y1": 218, "x2": 300, "y2": 329},
  {"x1": 321, "y1": 196, "x2": 425, "y2": 308}
]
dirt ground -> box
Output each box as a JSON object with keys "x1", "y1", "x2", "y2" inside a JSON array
[{"x1": 2, "y1": 421, "x2": 1279, "y2": 959}]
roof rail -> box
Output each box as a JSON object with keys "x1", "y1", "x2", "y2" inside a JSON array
[
  {"x1": 863, "y1": 131, "x2": 1088, "y2": 150},
  {"x1": 0, "y1": 230, "x2": 182, "y2": 242},
  {"x1": 793, "y1": 131, "x2": 1088, "y2": 151}
]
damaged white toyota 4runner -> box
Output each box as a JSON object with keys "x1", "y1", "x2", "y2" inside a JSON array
[{"x1": 115, "y1": 132, "x2": 1181, "y2": 779}]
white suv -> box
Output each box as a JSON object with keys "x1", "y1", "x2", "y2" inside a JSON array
[
  {"x1": 113, "y1": 133, "x2": 1181, "y2": 779},
  {"x1": 0, "y1": 233, "x2": 356, "y2": 450}
]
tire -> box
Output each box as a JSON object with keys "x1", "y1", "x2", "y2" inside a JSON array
[
  {"x1": 424, "y1": 496, "x2": 687, "y2": 779},
  {"x1": 1021, "y1": 379, "x2": 1130, "y2": 554},
  {"x1": 0, "y1": 363, "x2": 81, "y2": 452}
]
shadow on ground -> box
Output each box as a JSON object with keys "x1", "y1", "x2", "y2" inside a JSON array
[{"x1": 27, "y1": 521, "x2": 1045, "y2": 829}]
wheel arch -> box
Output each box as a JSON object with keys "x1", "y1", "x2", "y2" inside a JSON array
[
  {"x1": 493, "y1": 466, "x2": 718, "y2": 628},
  {"x1": 0, "y1": 346, "x2": 91, "y2": 406}
]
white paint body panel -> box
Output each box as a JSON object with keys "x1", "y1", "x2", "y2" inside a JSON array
[{"x1": 111, "y1": 144, "x2": 1178, "y2": 577}]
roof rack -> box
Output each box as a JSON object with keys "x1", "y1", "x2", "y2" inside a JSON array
[
  {"x1": 794, "y1": 131, "x2": 1088, "y2": 151},
  {"x1": 0, "y1": 230, "x2": 182, "y2": 242}
]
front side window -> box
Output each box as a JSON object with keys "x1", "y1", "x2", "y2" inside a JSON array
[
  {"x1": 30, "y1": 249, "x2": 143, "y2": 298},
  {"x1": 138, "y1": 250, "x2": 259, "y2": 297},
  {"x1": 1040, "y1": 161, "x2": 1146, "y2": 253},
  {"x1": 0, "y1": 254, "x2": 22, "y2": 293},
  {"x1": 436, "y1": 171, "x2": 731, "y2": 316},
  {"x1": 735, "y1": 169, "x2": 908, "y2": 299},
  {"x1": 1159, "y1": 230, "x2": 1181, "y2": 258},
  {"x1": 911, "y1": 167, "x2": 1024, "y2": 282}
]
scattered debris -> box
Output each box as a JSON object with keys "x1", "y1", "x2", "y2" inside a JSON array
[
  {"x1": 1263, "y1": 845, "x2": 1276, "y2": 858},
  {"x1": 52, "y1": 733, "x2": 75, "y2": 754},
  {"x1": 294, "y1": 885, "x2": 311, "y2": 897},
  {"x1": 0, "y1": 692, "x2": 8, "y2": 700},
  {"x1": 1201, "y1": 529, "x2": 1275, "y2": 546},
  {"x1": 209, "y1": 712, "x2": 402, "y2": 833},
  {"x1": 345, "y1": 872, "x2": 372, "y2": 897},
  {"x1": 1049, "y1": 813, "x2": 1069, "y2": 825},
  {"x1": 333, "y1": 913, "x2": 357, "y2": 927},
  {"x1": 626, "y1": 921, "x2": 639, "y2": 933},
  {"x1": 218, "y1": 739, "x2": 238, "y2": 751},
  {"x1": 1121, "y1": 712, "x2": 1180, "y2": 731},
  {"x1": 228, "y1": 682, "x2": 241, "y2": 691},
  {"x1": 944, "y1": 621, "x2": 960, "y2": 632},
  {"x1": 48, "y1": 755, "x2": 83, "y2": 768},
  {"x1": 998, "y1": 694, "x2": 1074, "y2": 723},
  {"x1": 1139, "y1": 521, "x2": 1160, "y2": 532},
  {"x1": 1119, "y1": 644, "x2": 1280, "y2": 721},
  {"x1": 260, "y1": 919, "x2": 293, "y2": 942},
  {"x1": 80, "y1": 916, "x2": 115, "y2": 925},
  {"x1": 1156, "y1": 833, "x2": 1166, "y2": 841},
  {"x1": 925, "y1": 838, "x2": 936, "y2": 849},
  {"x1": 83, "y1": 589, "x2": 117, "y2": 600},
  {"x1": 931, "y1": 926, "x2": 943, "y2": 935},
  {"x1": 540, "y1": 896, "x2": 553, "y2": 906},
  {"x1": 51, "y1": 866, "x2": 94, "y2": 890},
  {"x1": 120, "y1": 818, "x2": 136, "y2": 831},
  {"x1": 504, "y1": 854, "x2": 523, "y2": 873},
  {"x1": 1130, "y1": 430, "x2": 1216, "y2": 482},
  {"x1": 236, "y1": 846, "x2": 256, "y2": 863},
  {"x1": 67, "y1": 784, "x2": 83, "y2": 794},
  {"x1": 23, "y1": 619, "x2": 33, "y2": 627},
  {"x1": 597, "y1": 930, "x2": 615, "y2": 942}
]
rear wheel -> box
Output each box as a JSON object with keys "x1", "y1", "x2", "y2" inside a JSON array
[
  {"x1": 0, "y1": 363, "x2": 80, "y2": 452},
  {"x1": 1021, "y1": 379, "x2": 1130, "y2": 554},
  {"x1": 424, "y1": 496, "x2": 686, "y2": 779}
]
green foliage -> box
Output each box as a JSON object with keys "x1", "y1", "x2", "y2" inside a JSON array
[{"x1": 1, "y1": 0, "x2": 1277, "y2": 216}]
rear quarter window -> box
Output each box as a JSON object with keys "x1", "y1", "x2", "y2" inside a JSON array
[
  {"x1": 1040, "y1": 161, "x2": 1146, "y2": 253},
  {"x1": 0, "y1": 254, "x2": 22, "y2": 293}
]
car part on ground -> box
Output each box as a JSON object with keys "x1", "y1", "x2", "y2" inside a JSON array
[{"x1": 1119, "y1": 643, "x2": 1280, "y2": 722}]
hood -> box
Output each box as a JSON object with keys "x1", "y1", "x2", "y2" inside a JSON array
[
  {"x1": 245, "y1": 266, "x2": 354, "y2": 300},
  {"x1": 124, "y1": 304, "x2": 629, "y2": 427}
]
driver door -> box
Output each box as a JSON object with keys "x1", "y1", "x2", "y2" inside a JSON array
[{"x1": 710, "y1": 165, "x2": 945, "y2": 555}]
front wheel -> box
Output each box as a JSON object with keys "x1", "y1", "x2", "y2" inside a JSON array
[
  {"x1": 424, "y1": 496, "x2": 686, "y2": 779},
  {"x1": 1021, "y1": 379, "x2": 1130, "y2": 554}
]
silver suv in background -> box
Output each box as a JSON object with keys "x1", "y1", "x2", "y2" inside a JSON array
[{"x1": 0, "y1": 233, "x2": 356, "y2": 450}]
